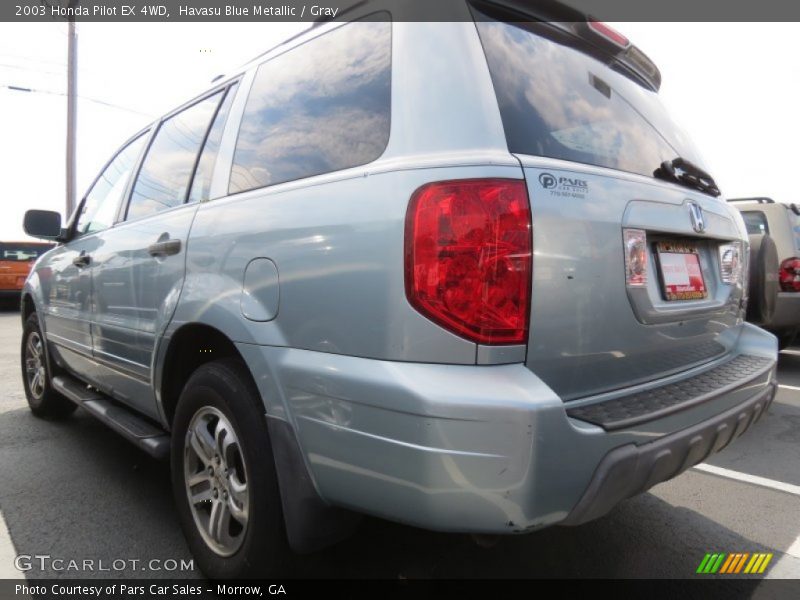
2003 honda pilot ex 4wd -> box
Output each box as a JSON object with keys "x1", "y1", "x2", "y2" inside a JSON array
[{"x1": 20, "y1": 1, "x2": 778, "y2": 578}]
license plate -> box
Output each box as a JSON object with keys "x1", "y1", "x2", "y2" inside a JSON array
[{"x1": 656, "y1": 241, "x2": 707, "y2": 301}]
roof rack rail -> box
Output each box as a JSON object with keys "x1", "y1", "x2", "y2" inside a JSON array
[
  {"x1": 727, "y1": 197, "x2": 775, "y2": 204},
  {"x1": 237, "y1": 0, "x2": 366, "y2": 70}
]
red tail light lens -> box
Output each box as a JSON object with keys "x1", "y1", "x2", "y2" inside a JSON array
[
  {"x1": 404, "y1": 179, "x2": 532, "y2": 345},
  {"x1": 779, "y1": 257, "x2": 800, "y2": 292}
]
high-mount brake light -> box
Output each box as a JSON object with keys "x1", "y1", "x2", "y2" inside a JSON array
[
  {"x1": 404, "y1": 179, "x2": 532, "y2": 345},
  {"x1": 587, "y1": 21, "x2": 630, "y2": 49}
]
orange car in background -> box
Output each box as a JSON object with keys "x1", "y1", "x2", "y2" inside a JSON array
[{"x1": 0, "y1": 242, "x2": 54, "y2": 304}]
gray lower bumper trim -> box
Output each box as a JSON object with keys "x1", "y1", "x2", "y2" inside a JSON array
[
  {"x1": 561, "y1": 377, "x2": 777, "y2": 526},
  {"x1": 566, "y1": 354, "x2": 774, "y2": 431}
]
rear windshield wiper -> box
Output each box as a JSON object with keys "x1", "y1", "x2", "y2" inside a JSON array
[{"x1": 653, "y1": 157, "x2": 721, "y2": 197}]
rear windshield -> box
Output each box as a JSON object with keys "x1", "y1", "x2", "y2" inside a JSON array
[
  {"x1": 0, "y1": 243, "x2": 52, "y2": 262},
  {"x1": 475, "y1": 17, "x2": 707, "y2": 179}
]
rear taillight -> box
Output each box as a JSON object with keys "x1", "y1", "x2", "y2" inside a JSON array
[
  {"x1": 404, "y1": 179, "x2": 532, "y2": 345},
  {"x1": 779, "y1": 257, "x2": 800, "y2": 292},
  {"x1": 719, "y1": 241, "x2": 744, "y2": 286},
  {"x1": 623, "y1": 229, "x2": 647, "y2": 287}
]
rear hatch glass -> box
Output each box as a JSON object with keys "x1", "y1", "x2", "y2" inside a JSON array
[{"x1": 474, "y1": 16, "x2": 708, "y2": 180}]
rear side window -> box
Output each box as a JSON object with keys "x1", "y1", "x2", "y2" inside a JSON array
[
  {"x1": 229, "y1": 19, "x2": 391, "y2": 194},
  {"x1": 741, "y1": 211, "x2": 769, "y2": 235},
  {"x1": 127, "y1": 91, "x2": 224, "y2": 220},
  {"x1": 475, "y1": 17, "x2": 705, "y2": 179}
]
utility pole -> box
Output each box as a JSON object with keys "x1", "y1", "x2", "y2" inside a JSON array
[{"x1": 65, "y1": 0, "x2": 79, "y2": 217}]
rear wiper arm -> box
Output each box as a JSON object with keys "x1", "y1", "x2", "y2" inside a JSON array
[{"x1": 653, "y1": 157, "x2": 721, "y2": 197}]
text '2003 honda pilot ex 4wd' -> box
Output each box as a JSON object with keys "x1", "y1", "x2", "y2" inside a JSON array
[{"x1": 19, "y1": 1, "x2": 778, "y2": 578}]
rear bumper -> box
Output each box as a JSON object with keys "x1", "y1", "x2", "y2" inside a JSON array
[
  {"x1": 561, "y1": 379, "x2": 776, "y2": 525},
  {"x1": 0, "y1": 289, "x2": 21, "y2": 300},
  {"x1": 237, "y1": 323, "x2": 778, "y2": 534}
]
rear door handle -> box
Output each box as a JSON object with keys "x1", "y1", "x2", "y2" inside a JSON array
[
  {"x1": 147, "y1": 238, "x2": 182, "y2": 258},
  {"x1": 72, "y1": 253, "x2": 91, "y2": 268}
]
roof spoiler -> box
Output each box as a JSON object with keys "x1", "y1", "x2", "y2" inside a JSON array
[{"x1": 474, "y1": 0, "x2": 662, "y2": 91}]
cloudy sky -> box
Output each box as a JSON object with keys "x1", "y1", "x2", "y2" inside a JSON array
[{"x1": 0, "y1": 21, "x2": 798, "y2": 241}]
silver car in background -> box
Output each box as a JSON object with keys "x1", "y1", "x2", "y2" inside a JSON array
[{"x1": 20, "y1": 1, "x2": 778, "y2": 578}]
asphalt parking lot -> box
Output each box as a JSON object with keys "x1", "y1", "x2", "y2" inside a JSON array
[{"x1": 0, "y1": 306, "x2": 797, "y2": 581}]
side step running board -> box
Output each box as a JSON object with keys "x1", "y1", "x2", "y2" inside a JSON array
[{"x1": 52, "y1": 375, "x2": 170, "y2": 460}]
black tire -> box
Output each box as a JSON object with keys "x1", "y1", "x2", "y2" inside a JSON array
[
  {"x1": 746, "y1": 234, "x2": 779, "y2": 325},
  {"x1": 21, "y1": 313, "x2": 76, "y2": 419},
  {"x1": 171, "y1": 358, "x2": 289, "y2": 579},
  {"x1": 777, "y1": 330, "x2": 798, "y2": 351}
]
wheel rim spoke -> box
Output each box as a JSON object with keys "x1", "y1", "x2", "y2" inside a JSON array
[
  {"x1": 188, "y1": 420, "x2": 215, "y2": 465},
  {"x1": 31, "y1": 372, "x2": 41, "y2": 395},
  {"x1": 208, "y1": 499, "x2": 233, "y2": 546},
  {"x1": 189, "y1": 483, "x2": 213, "y2": 506},
  {"x1": 214, "y1": 418, "x2": 230, "y2": 456},
  {"x1": 228, "y1": 475, "x2": 248, "y2": 523},
  {"x1": 187, "y1": 470, "x2": 211, "y2": 488},
  {"x1": 27, "y1": 337, "x2": 39, "y2": 360}
]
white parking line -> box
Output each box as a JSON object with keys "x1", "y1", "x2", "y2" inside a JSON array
[
  {"x1": 785, "y1": 536, "x2": 800, "y2": 559},
  {"x1": 692, "y1": 464, "x2": 800, "y2": 579},
  {"x1": 780, "y1": 349, "x2": 800, "y2": 356},
  {"x1": 0, "y1": 508, "x2": 22, "y2": 579},
  {"x1": 778, "y1": 384, "x2": 800, "y2": 392},
  {"x1": 692, "y1": 463, "x2": 800, "y2": 497},
  {"x1": 767, "y1": 536, "x2": 800, "y2": 579}
]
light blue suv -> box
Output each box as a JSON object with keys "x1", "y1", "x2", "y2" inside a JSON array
[{"x1": 20, "y1": 2, "x2": 778, "y2": 578}]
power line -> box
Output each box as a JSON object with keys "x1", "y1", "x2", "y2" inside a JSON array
[
  {"x1": 0, "y1": 54, "x2": 66, "y2": 68},
  {"x1": 1, "y1": 84, "x2": 155, "y2": 118},
  {"x1": 0, "y1": 62, "x2": 65, "y2": 76}
]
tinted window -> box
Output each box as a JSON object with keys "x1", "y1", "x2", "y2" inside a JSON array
[
  {"x1": 127, "y1": 91, "x2": 223, "y2": 220},
  {"x1": 76, "y1": 133, "x2": 147, "y2": 235},
  {"x1": 188, "y1": 83, "x2": 238, "y2": 203},
  {"x1": 475, "y1": 18, "x2": 706, "y2": 179},
  {"x1": 229, "y1": 19, "x2": 391, "y2": 194},
  {"x1": 0, "y1": 243, "x2": 53, "y2": 262},
  {"x1": 741, "y1": 211, "x2": 769, "y2": 235}
]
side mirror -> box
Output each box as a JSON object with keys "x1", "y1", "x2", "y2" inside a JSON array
[{"x1": 23, "y1": 210, "x2": 63, "y2": 240}]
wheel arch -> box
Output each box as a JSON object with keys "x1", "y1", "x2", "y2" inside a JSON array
[
  {"x1": 21, "y1": 292, "x2": 36, "y2": 323},
  {"x1": 157, "y1": 323, "x2": 250, "y2": 430}
]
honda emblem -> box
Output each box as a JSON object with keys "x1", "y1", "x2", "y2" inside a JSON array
[{"x1": 688, "y1": 202, "x2": 705, "y2": 234}]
